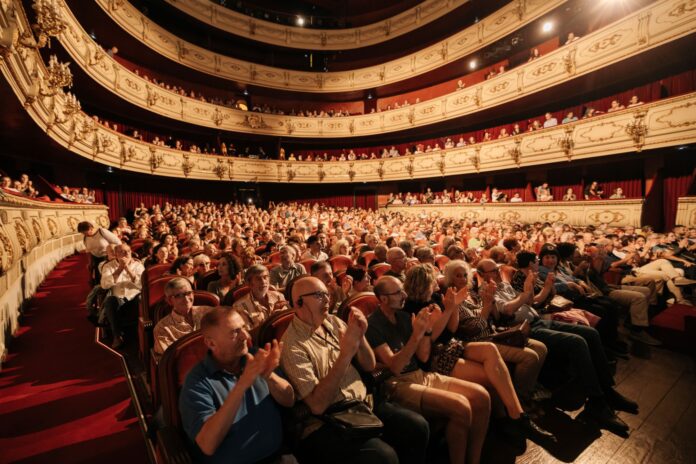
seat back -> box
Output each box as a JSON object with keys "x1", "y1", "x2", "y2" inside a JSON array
[
  {"x1": 300, "y1": 259, "x2": 317, "y2": 274},
  {"x1": 371, "y1": 263, "x2": 392, "y2": 278},
  {"x1": 146, "y1": 264, "x2": 172, "y2": 284},
  {"x1": 361, "y1": 251, "x2": 376, "y2": 268},
  {"x1": 434, "y1": 255, "x2": 450, "y2": 270},
  {"x1": 338, "y1": 292, "x2": 380, "y2": 320},
  {"x1": 158, "y1": 331, "x2": 208, "y2": 428},
  {"x1": 195, "y1": 269, "x2": 220, "y2": 291},
  {"x1": 267, "y1": 251, "x2": 282, "y2": 264},
  {"x1": 330, "y1": 255, "x2": 354, "y2": 273},
  {"x1": 232, "y1": 285, "x2": 251, "y2": 301},
  {"x1": 257, "y1": 310, "x2": 296, "y2": 346}
]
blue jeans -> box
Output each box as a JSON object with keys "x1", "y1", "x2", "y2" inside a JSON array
[{"x1": 531, "y1": 319, "x2": 614, "y2": 398}]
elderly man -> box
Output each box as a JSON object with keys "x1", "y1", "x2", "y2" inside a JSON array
[
  {"x1": 369, "y1": 276, "x2": 491, "y2": 464},
  {"x1": 152, "y1": 277, "x2": 214, "y2": 361},
  {"x1": 100, "y1": 244, "x2": 144, "y2": 349},
  {"x1": 179, "y1": 307, "x2": 294, "y2": 463},
  {"x1": 233, "y1": 264, "x2": 287, "y2": 338},
  {"x1": 79, "y1": 220, "x2": 122, "y2": 285},
  {"x1": 281, "y1": 276, "x2": 429, "y2": 464},
  {"x1": 269, "y1": 245, "x2": 306, "y2": 289},
  {"x1": 384, "y1": 247, "x2": 407, "y2": 282},
  {"x1": 477, "y1": 258, "x2": 637, "y2": 436}
]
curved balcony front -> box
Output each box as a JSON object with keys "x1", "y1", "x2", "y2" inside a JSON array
[
  {"x1": 162, "y1": 0, "x2": 471, "y2": 51},
  {"x1": 2, "y1": 29, "x2": 695, "y2": 184},
  {"x1": 92, "y1": 0, "x2": 567, "y2": 92},
  {"x1": 54, "y1": 0, "x2": 696, "y2": 138}
]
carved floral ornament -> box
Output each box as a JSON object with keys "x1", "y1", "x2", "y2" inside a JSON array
[
  {"x1": 45, "y1": 0, "x2": 694, "y2": 138},
  {"x1": 94, "y1": 0, "x2": 567, "y2": 92},
  {"x1": 31, "y1": 0, "x2": 67, "y2": 48},
  {"x1": 0, "y1": 228, "x2": 14, "y2": 273},
  {"x1": 14, "y1": 218, "x2": 30, "y2": 253},
  {"x1": 46, "y1": 217, "x2": 58, "y2": 236}
]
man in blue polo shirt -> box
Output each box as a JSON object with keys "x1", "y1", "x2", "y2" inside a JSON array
[{"x1": 179, "y1": 307, "x2": 295, "y2": 464}]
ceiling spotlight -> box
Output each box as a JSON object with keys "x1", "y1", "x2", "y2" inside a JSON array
[
  {"x1": 296, "y1": 16, "x2": 305, "y2": 26},
  {"x1": 243, "y1": 89, "x2": 249, "y2": 96},
  {"x1": 542, "y1": 21, "x2": 553, "y2": 33},
  {"x1": 469, "y1": 59, "x2": 477, "y2": 70},
  {"x1": 367, "y1": 93, "x2": 373, "y2": 100}
]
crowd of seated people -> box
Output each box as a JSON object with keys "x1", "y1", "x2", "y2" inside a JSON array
[
  {"x1": 116, "y1": 31, "x2": 589, "y2": 123},
  {"x1": 284, "y1": 89, "x2": 653, "y2": 162},
  {"x1": 88, "y1": 66, "x2": 686, "y2": 163},
  {"x1": 58, "y1": 185, "x2": 97, "y2": 203},
  {"x1": 76, "y1": 198, "x2": 696, "y2": 462},
  {"x1": 1, "y1": 172, "x2": 38, "y2": 197},
  {"x1": 385, "y1": 181, "x2": 628, "y2": 205}
]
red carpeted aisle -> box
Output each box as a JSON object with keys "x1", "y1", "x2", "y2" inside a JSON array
[{"x1": 0, "y1": 253, "x2": 150, "y2": 464}]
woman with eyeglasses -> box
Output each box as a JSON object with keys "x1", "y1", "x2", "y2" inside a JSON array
[
  {"x1": 402, "y1": 264, "x2": 553, "y2": 440},
  {"x1": 442, "y1": 260, "x2": 549, "y2": 406},
  {"x1": 169, "y1": 255, "x2": 195, "y2": 284}
]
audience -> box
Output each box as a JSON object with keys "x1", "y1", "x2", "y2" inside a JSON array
[{"x1": 83, "y1": 198, "x2": 696, "y2": 462}]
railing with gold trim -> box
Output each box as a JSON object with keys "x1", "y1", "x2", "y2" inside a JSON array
[
  {"x1": 675, "y1": 197, "x2": 696, "y2": 228},
  {"x1": 93, "y1": 0, "x2": 568, "y2": 92},
  {"x1": 2, "y1": 23, "x2": 695, "y2": 186},
  {"x1": 52, "y1": 0, "x2": 696, "y2": 138},
  {"x1": 383, "y1": 199, "x2": 645, "y2": 227},
  {"x1": 163, "y1": 0, "x2": 470, "y2": 50},
  {"x1": 0, "y1": 191, "x2": 108, "y2": 367}
]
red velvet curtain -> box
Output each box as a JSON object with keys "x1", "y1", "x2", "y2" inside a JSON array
[{"x1": 663, "y1": 169, "x2": 696, "y2": 230}]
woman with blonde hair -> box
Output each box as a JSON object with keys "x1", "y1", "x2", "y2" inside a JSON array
[
  {"x1": 331, "y1": 238, "x2": 350, "y2": 257},
  {"x1": 442, "y1": 260, "x2": 548, "y2": 403},
  {"x1": 403, "y1": 264, "x2": 553, "y2": 438}
]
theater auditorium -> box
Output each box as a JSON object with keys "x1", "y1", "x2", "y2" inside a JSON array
[{"x1": 1, "y1": 0, "x2": 695, "y2": 462}]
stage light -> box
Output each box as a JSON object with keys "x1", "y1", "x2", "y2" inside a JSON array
[
  {"x1": 469, "y1": 59, "x2": 477, "y2": 70},
  {"x1": 296, "y1": 16, "x2": 305, "y2": 26},
  {"x1": 542, "y1": 21, "x2": 553, "y2": 33}
]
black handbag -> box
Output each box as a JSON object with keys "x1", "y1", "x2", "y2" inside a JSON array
[{"x1": 320, "y1": 399, "x2": 384, "y2": 440}]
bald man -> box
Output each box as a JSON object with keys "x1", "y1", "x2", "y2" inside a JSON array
[{"x1": 281, "y1": 277, "x2": 428, "y2": 464}]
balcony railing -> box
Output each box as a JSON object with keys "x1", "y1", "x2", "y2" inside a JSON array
[
  {"x1": 162, "y1": 0, "x2": 470, "y2": 50},
  {"x1": 52, "y1": 0, "x2": 696, "y2": 138},
  {"x1": 93, "y1": 0, "x2": 567, "y2": 92}
]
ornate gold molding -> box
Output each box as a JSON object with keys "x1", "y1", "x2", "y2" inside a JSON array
[
  {"x1": 675, "y1": 196, "x2": 696, "y2": 228},
  {"x1": 384, "y1": 199, "x2": 645, "y2": 227},
  {"x1": 0, "y1": 192, "x2": 107, "y2": 366},
  {"x1": 93, "y1": 0, "x2": 568, "y2": 92},
  {"x1": 3, "y1": 34, "x2": 695, "y2": 185},
  {"x1": 51, "y1": 0, "x2": 696, "y2": 137},
  {"x1": 163, "y1": 0, "x2": 470, "y2": 51}
]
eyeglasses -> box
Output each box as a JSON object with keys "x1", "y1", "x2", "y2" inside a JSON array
[
  {"x1": 171, "y1": 290, "x2": 193, "y2": 299},
  {"x1": 480, "y1": 268, "x2": 500, "y2": 275},
  {"x1": 382, "y1": 289, "x2": 407, "y2": 296},
  {"x1": 298, "y1": 291, "x2": 330, "y2": 301}
]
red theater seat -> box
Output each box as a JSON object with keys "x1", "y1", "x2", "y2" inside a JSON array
[
  {"x1": 257, "y1": 310, "x2": 296, "y2": 346},
  {"x1": 338, "y1": 292, "x2": 380, "y2": 320},
  {"x1": 330, "y1": 255, "x2": 353, "y2": 273}
]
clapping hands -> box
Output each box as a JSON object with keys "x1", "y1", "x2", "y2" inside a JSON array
[{"x1": 239, "y1": 340, "x2": 283, "y2": 388}]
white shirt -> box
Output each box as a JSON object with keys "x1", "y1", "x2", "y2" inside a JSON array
[
  {"x1": 301, "y1": 250, "x2": 329, "y2": 261},
  {"x1": 84, "y1": 228, "x2": 122, "y2": 257},
  {"x1": 100, "y1": 259, "x2": 144, "y2": 300}
]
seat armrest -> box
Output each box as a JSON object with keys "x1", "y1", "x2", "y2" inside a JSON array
[{"x1": 156, "y1": 425, "x2": 193, "y2": 464}]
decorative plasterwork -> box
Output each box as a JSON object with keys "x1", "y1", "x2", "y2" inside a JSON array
[
  {"x1": 51, "y1": 0, "x2": 696, "y2": 137},
  {"x1": 94, "y1": 0, "x2": 567, "y2": 92},
  {"x1": 384, "y1": 199, "x2": 645, "y2": 228},
  {"x1": 163, "y1": 0, "x2": 470, "y2": 51}
]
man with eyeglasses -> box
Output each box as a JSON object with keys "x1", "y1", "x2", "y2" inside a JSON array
[
  {"x1": 152, "y1": 277, "x2": 214, "y2": 361},
  {"x1": 179, "y1": 306, "x2": 295, "y2": 463},
  {"x1": 281, "y1": 277, "x2": 429, "y2": 464},
  {"x1": 477, "y1": 258, "x2": 638, "y2": 437}
]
